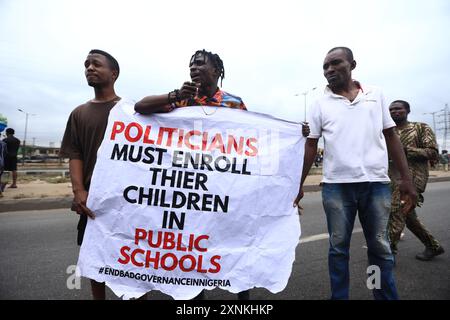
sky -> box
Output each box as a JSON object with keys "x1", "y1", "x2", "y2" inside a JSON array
[{"x1": 0, "y1": 0, "x2": 449, "y2": 149}]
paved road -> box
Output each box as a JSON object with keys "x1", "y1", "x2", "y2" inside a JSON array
[{"x1": 1, "y1": 182, "x2": 449, "y2": 300}]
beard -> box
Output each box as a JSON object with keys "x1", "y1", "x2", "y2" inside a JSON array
[
  {"x1": 87, "y1": 79, "x2": 107, "y2": 88},
  {"x1": 391, "y1": 114, "x2": 408, "y2": 124}
]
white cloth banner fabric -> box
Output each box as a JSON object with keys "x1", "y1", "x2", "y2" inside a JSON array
[{"x1": 77, "y1": 99, "x2": 304, "y2": 299}]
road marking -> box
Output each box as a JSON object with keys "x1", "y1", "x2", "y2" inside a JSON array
[{"x1": 299, "y1": 228, "x2": 363, "y2": 244}]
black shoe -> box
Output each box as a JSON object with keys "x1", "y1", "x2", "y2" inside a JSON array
[{"x1": 415, "y1": 246, "x2": 445, "y2": 261}]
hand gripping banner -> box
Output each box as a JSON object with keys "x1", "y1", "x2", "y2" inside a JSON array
[{"x1": 76, "y1": 99, "x2": 304, "y2": 299}]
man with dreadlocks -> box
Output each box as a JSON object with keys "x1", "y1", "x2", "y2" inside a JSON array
[
  {"x1": 136, "y1": 49, "x2": 252, "y2": 300},
  {"x1": 135, "y1": 49, "x2": 246, "y2": 113}
]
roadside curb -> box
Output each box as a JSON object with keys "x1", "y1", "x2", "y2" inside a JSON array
[
  {"x1": 0, "y1": 197, "x2": 72, "y2": 213},
  {"x1": 1, "y1": 176, "x2": 449, "y2": 213},
  {"x1": 428, "y1": 176, "x2": 450, "y2": 183},
  {"x1": 301, "y1": 175, "x2": 450, "y2": 193}
]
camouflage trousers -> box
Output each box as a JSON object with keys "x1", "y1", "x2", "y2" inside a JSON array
[{"x1": 388, "y1": 186, "x2": 440, "y2": 254}]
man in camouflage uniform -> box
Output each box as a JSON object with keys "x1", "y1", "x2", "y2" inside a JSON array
[{"x1": 388, "y1": 100, "x2": 445, "y2": 261}]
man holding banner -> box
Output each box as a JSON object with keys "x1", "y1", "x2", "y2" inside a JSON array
[
  {"x1": 136, "y1": 49, "x2": 248, "y2": 299},
  {"x1": 134, "y1": 49, "x2": 311, "y2": 300},
  {"x1": 61, "y1": 49, "x2": 121, "y2": 300},
  {"x1": 294, "y1": 47, "x2": 417, "y2": 300}
]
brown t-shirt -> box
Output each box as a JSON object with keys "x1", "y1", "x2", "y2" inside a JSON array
[
  {"x1": 60, "y1": 98, "x2": 121, "y2": 190},
  {"x1": 3, "y1": 136, "x2": 21, "y2": 157}
]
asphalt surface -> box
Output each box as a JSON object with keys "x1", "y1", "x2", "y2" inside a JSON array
[{"x1": 0, "y1": 181, "x2": 449, "y2": 300}]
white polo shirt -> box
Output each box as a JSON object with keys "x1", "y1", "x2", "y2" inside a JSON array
[{"x1": 308, "y1": 83, "x2": 395, "y2": 183}]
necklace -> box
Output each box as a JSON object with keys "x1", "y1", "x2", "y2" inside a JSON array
[{"x1": 199, "y1": 104, "x2": 218, "y2": 116}]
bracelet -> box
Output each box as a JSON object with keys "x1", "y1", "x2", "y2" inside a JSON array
[
  {"x1": 168, "y1": 89, "x2": 181, "y2": 103},
  {"x1": 168, "y1": 91, "x2": 175, "y2": 103},
  {"x1": 174, "y1": 89, "x2": 181, "y2": 102}
]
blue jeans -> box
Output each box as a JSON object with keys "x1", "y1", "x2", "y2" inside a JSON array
[{"x1": 322, "y1": 182, "x2": 398, "y2": 300}]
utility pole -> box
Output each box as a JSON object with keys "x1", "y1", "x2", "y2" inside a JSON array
[
  {"x1": 17, "y1": 108, "x2": 37, "y2": 164},
  {"x1": 435, "y1": 103, "x2": 449, "y2": 151},
  {"x1": 443, "y1": 104, "x2": 448, "y2": 150}
]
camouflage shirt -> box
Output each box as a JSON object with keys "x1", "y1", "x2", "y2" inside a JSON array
[{"x1": 389, "y1": 122, "x2": 438, "y2": 195}]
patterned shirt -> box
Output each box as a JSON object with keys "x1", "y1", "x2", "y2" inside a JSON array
[
  {"x1": 389, "y1": 122, "x2": 438, "y2": 195},
  {"x1": 175, "y1": 89, "x2": 247, "y2": 110}
]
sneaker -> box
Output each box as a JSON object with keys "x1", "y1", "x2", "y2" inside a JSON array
[{"x1": 415, "y1": 246, "x2": 445, "y2": 261}]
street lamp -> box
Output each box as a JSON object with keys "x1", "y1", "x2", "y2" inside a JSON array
[
  {"x1": 295, "y1": 87, "x2": 317, "y2": 122},
  {"x1": 17, "y1": 108, "x2": 36, "y2": 164}
]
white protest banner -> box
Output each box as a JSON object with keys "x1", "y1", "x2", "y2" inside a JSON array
[{"x1": 76, "y1": 99, "x2": 304, "y2": 299}]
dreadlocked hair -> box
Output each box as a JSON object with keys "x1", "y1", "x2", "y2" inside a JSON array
[{"x1": 190, "y1": 49, "x2": 225, "y2": 87}]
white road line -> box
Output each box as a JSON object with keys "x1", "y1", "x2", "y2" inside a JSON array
[{"x1": 299, "y1": 227, "x2": 363, "y2": 244}]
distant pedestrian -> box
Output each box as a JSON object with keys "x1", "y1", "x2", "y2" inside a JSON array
[
  {"x1": 2, "y1": 128, "x2": 21, "y2": 189},
  {"x1": 0, "y1": 139, "x2": 6, "y2": 197},
  {"x1": 439, "y1": 150, "x2": 448, "y2": 171},
  {"x1": 388, "y1": 100, "x2": 444, "y2": 261},
  {"x1": 314, "y1": 152, "x2": 322, "y2": 167}
]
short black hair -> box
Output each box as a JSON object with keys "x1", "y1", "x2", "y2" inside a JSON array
[
  {"x1": 190, "y1": 49, "x2": 225, "y2": 86},
  {"x1": 89, "y1": 49, "x2": 120, "y2": 77},
  {"x1": 6, "y1": 128, "x2": 14, "y2": 134},
  {"x1": 391, "y1": 100, "x2": 411, "y2": 113},
  {"x1": 328, "y1": 47, "x2": 354, "y2": 62}
]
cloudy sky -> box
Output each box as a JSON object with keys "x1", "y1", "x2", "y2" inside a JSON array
[{"x1": 0, "y1": 0, "x2": 449, "y2": 149}]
